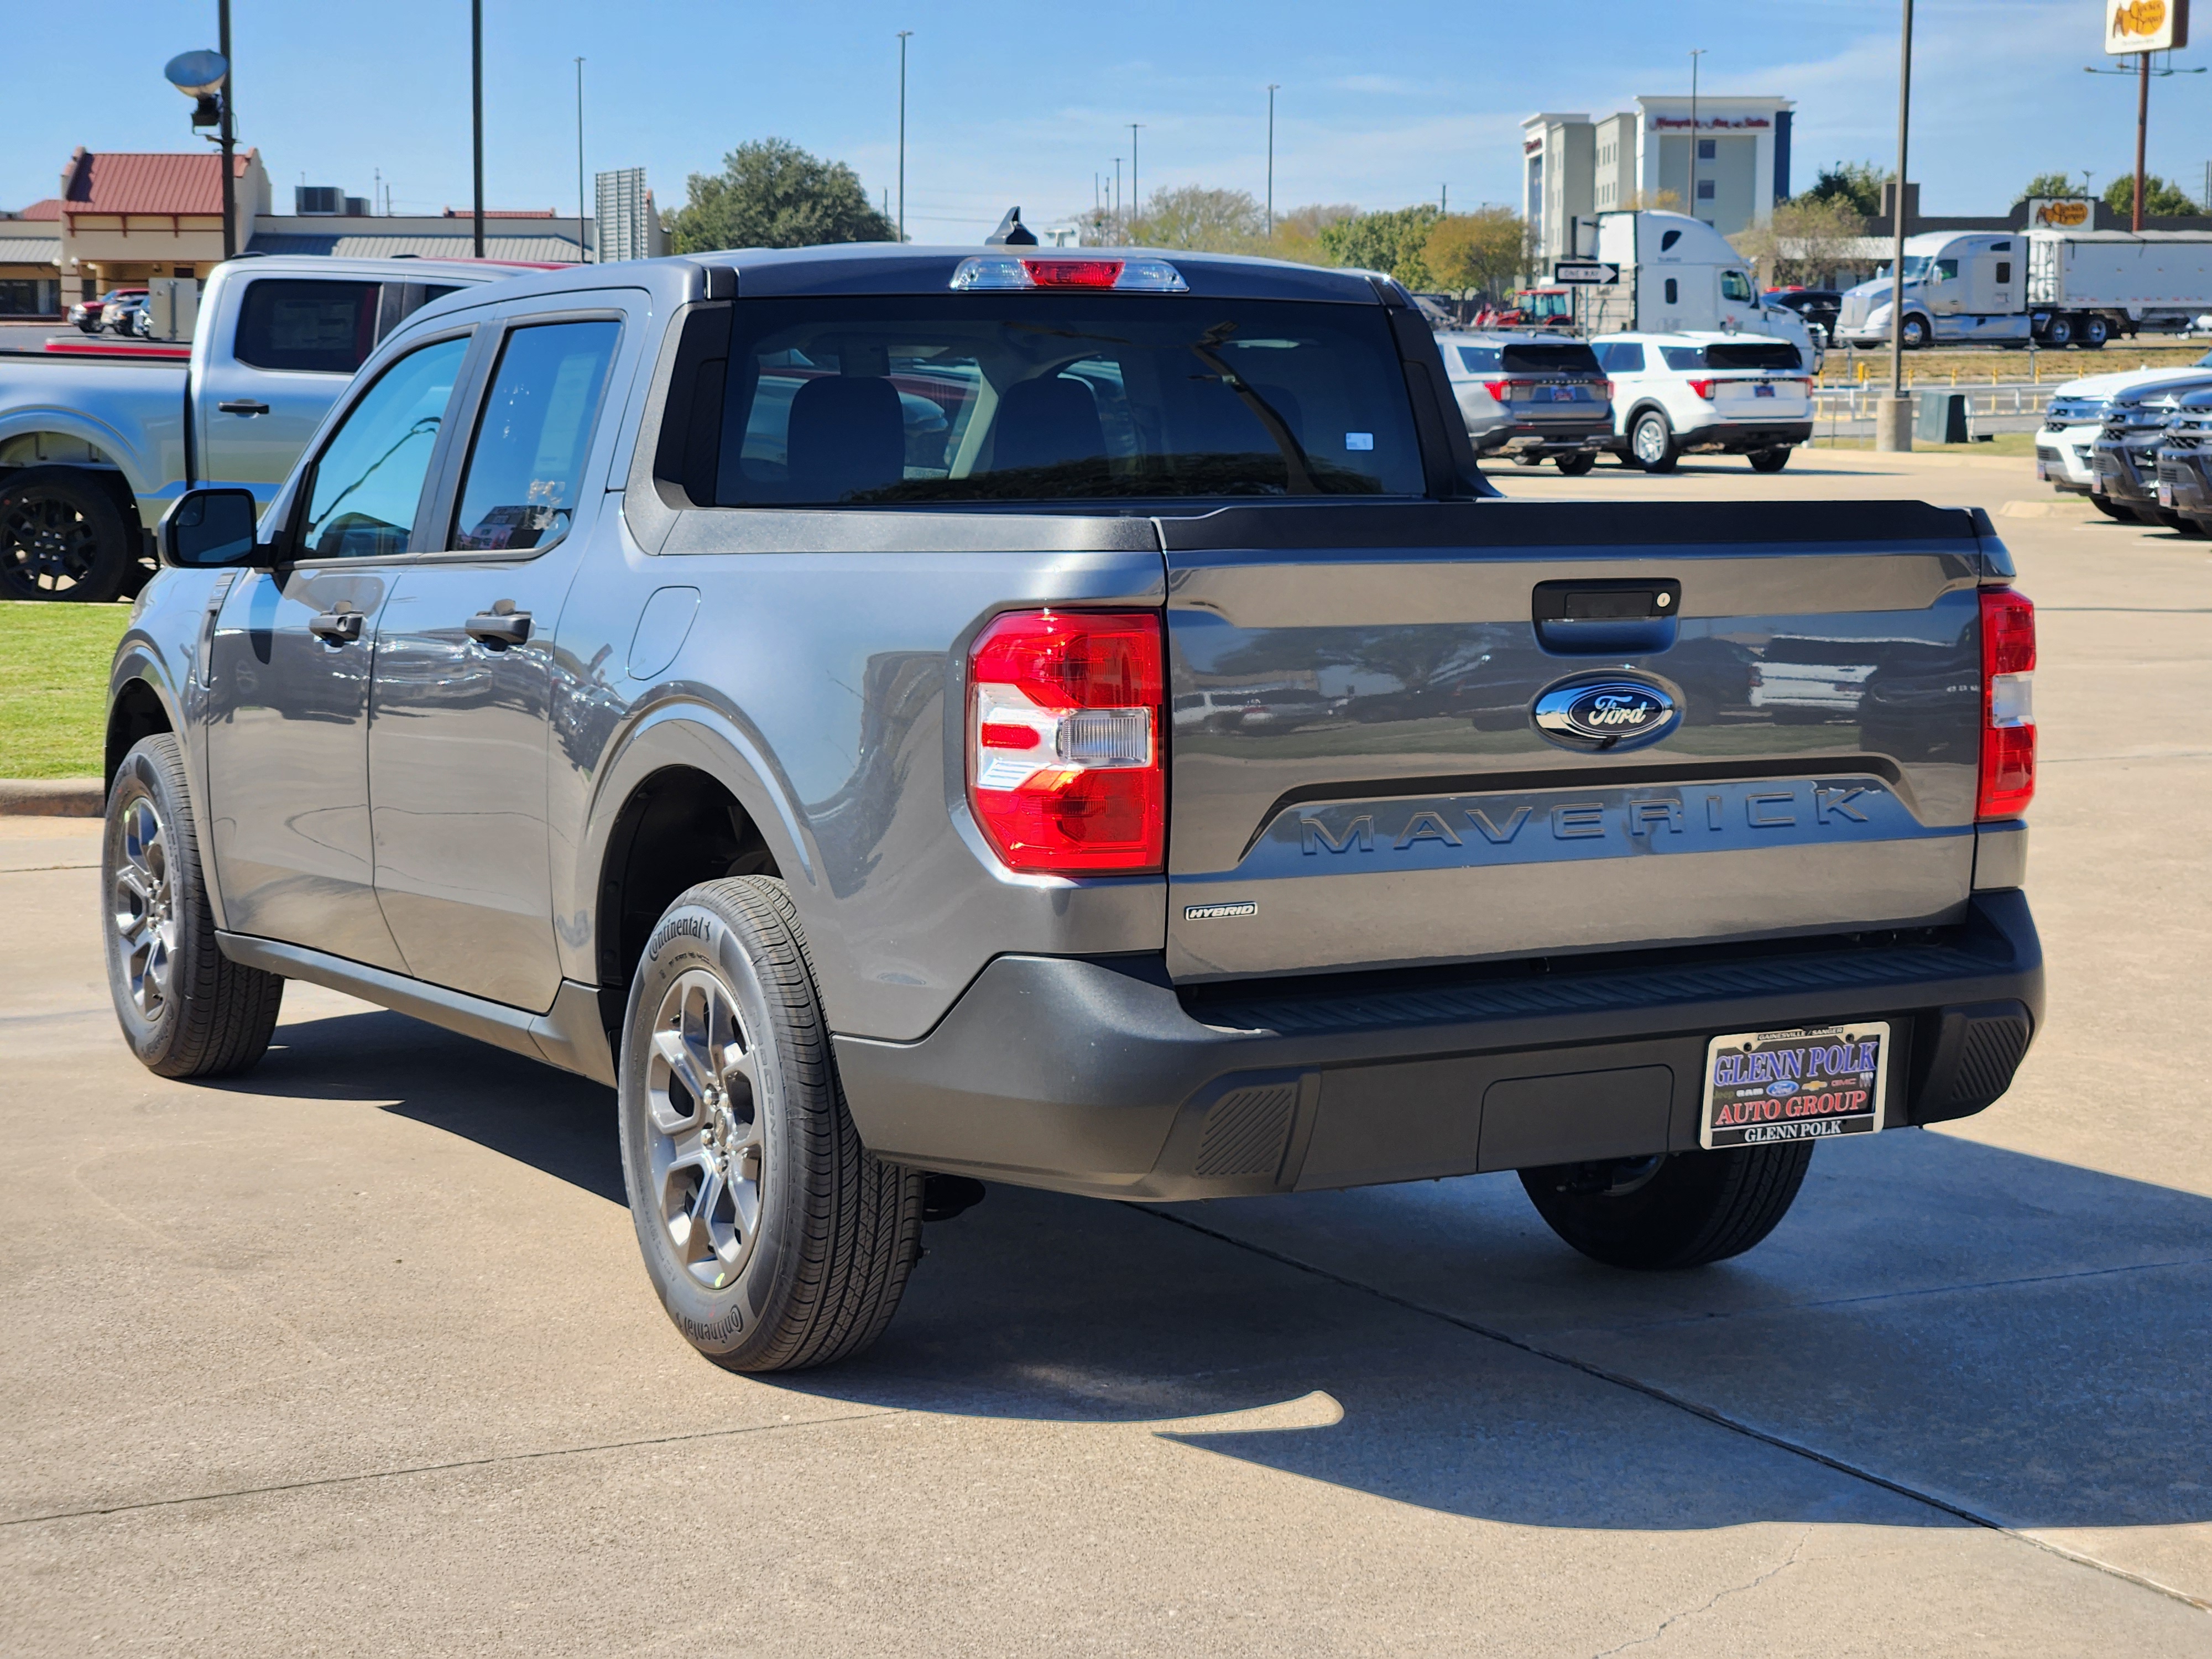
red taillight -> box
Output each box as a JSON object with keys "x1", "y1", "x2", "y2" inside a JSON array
[
  {"x1": 1019, "y1": 258, "x2": 1124, "y2": 289},
  {"x1": 1977, "y1": 587, "x2": 2036, "y2": 820},
  {"x1": 967, "y1": 609, "x2": 1165, "y2": 874},
  {"x1": 1687, "y1": 378, "x2": 1717, "y2": 399},
  {"x1": 1483, "y1": 378, "x2": 1536, "y2": 401}
]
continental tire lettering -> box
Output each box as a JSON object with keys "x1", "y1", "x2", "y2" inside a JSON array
[
  {"x1": 679, "y1": 1303, "x2": 746, "y2": 1343},
  {"x1": 648, "y1": 912, "x2": 716, "y2": 962}
]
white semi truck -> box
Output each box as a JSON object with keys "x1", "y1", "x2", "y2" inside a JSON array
[
  {"x1": 1579, "y1": 212, "x2": 1819, "y2": 367},
  {"x1": 1835, "y1": 228, "x2": 2212, "y2": 349}
]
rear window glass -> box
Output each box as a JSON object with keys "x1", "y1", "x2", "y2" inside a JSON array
[
  {"x1": 712, "y1": 295, "x2": 1424, "y2": 505},
  {"x1": 1455, "y1": 343, "x2": 1602, "y2": 375},
  {"x1": 1659, "y1": 341, "x2": 1801, "y2": 371},
  {"x1": 234, "y1": 279, "x2": 380, "y2": 373}
]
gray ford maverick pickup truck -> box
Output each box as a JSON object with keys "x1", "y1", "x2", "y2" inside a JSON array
[{"x1": 100, "y1": 245, "x2": 2043, "y2": 1371}]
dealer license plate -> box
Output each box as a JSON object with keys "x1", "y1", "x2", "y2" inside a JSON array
[
  {"x1": 1754, "y1": 383, "x2": 1776, "y2": 398},
  {"x1": 1700, "y1": 1022, "x2": 1888, "y2": 1150},
  {"x1": 2159, "y1": 482, "x2": 2174, "y2": 506}
]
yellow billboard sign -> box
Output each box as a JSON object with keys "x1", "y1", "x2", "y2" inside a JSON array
[
  {"x1": 2106, "y1": 0, "x2": 2188, "y2": 52},
  {"x1": 2031, "y1": 197, "x2": 2094, "y2": 226}
]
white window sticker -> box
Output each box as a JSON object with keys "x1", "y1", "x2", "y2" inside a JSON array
[{"x1": 1345, "y1": 431, "x2": 1374, "y2": 451}]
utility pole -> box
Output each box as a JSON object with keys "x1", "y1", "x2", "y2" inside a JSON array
[
  {"x1": 1688, "y1": 48, "x2": 1705, "y2": 219},
  {"x1": 470, "y1": 0, "x2": 484, "y2": 257},
  {"x1": 1440, "y1": 184, "x2": 1448, "y2": 216},
  {"x1": 1266, "y1": 84, "x2": 1278, "y2": 238},
  {"x1": 574, "y1": 58, "x2": 587, "y2": 261},
  {"x1": 896, "y1": 30, "x2": 912, "y2": 242},
  {"x1": 1878, "y1": 0, "x2": 1913, "y2": 451},
  {"x1": 1129, "y1": 123, "x2": 1142, "y2": 229},
  {"x1": 1113, "y1": 156, "x2": 1121, "y2": 233},
  {"x1": 217, "y1": 0, "x2": 236, "y2": 259}
]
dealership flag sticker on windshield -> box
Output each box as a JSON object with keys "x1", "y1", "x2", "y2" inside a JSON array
[{"x1": 1700, "y1": 1023, "x2": 1889, "y2": 1150}]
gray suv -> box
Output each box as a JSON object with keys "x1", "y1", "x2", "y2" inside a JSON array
[{"x1": 105, "y1": 246, "x2": 2043, "y2": 1371}]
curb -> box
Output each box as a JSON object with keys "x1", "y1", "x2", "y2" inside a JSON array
[
  {"x1": 0, "y1": 778, "x2": 103, "y2": 817},
  {"x1": 1996, "y1": 497, "x2": 2100, "y2": 519}
]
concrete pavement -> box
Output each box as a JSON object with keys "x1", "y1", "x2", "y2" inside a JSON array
[{"x1": 4, "y1": 451, "x2": 2209, "y2": 1655}]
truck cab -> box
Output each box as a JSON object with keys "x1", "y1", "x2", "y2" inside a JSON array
[
  {"x1": 1588, "y1": 211, "x2": 1818, "y2": 367},
  {"x1": 1835, "y1": 233, "x2": 2027, "y2": 348}
]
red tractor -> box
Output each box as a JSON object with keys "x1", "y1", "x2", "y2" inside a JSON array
[{"x1": 1473, "y1": 287, "x2": 1576, "y2": 330}]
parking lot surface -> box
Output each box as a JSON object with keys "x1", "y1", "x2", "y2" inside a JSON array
[{"x1": 4, "y1": 450, "x2": 2209, "y2": 1655}]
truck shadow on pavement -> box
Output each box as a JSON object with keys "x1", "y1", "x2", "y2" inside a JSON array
[{"x1": 251, "y1": 1005, "x2": 2211, "y2": 1536}]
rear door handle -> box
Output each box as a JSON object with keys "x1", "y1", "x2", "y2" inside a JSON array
[
  {"x1": 465, "y1": 609, "x2": 532, "y2": 647},
  {"x1": 307, "y1": 609, "x2": 363, "y2": 644},
  {"x1": 217, "y1": 399, "x2": 270, "y2": 416}
]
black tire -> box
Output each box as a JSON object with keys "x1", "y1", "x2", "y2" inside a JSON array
[
  {"x1": 2081, "y1": 316, "x2": 2110, "y2": 348},
  {"x1": 75, "y1": 320, "x2": 100, "y2": 335},
  {"x1": 1746, "y1": 447, "x2": 1792, "y2": 473},
  {"x1": 2090, "y1": 492, "x2": 2131, "y2": 519},
  {"x1": 1900, "y1": 315, "x2": 1929, "y2": 349},
  {"x1": 1629, "y1": 410, "x2": 1678, "y2": 473},
  {"x1": 0, "y1": 465, "x2": 138, "y2": 602},
  {"x1": 618, "y1": 877, "x2": 924, "y2": 1372},
  {"x1": 1510, "y1": 452, "x2": 1544, "y2": 467},
  {"x1": 1554, "y1": 451, "x2": 1597, "y2": 477},
  {"x1": 1519, "y1": 1142, "x2": 1814, "y2": 1270},
  {"x1": 103, "y1": 734, "x2": 285, "y2": 1079}
]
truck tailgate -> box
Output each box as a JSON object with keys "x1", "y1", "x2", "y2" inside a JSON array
[{"x1": 1161, "y1": 500, "x2": 1989, "y2": 982}]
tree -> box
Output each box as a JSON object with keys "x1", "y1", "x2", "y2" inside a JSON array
[
  {"x1": 667, "y1": 138, "x2": 895, "y2": 253},
  {"x1": 1797, "y1": 161, "x2": 1887, "y2": 217},
  {"x1": 1731, "y1": 195, "x2": 1869, "y2": 288},
  {"x1": 2102, "y1": 172, "x2": 2201, "y2": 217},
  {"x1": 1131, "y1": 185, "x2": 1269, "y2": 253},
  {"x1": 1620, "y1": 188, "x2": 1682, "y2": 211},
  {"x1": 1318, "y1": 204, "x2": 1443, "y2": 289},
  {"x1": 2020, "y1": 171, "x2": 2084, "y2": 201},
  {"x1": 1266, "y1": 202, "x2": 1359, "y2": 265},
  {"x1": 1423, "y1": 207, "x2": 1526, "y2": 300}
]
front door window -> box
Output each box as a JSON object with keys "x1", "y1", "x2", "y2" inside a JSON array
[{"x1": 299, "y1": 335, "x2": 470, "y2": 560}]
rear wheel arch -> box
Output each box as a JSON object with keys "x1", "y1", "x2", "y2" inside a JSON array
[{"x1": 585, "y1": 730, "x2": 807, "y2": 1043}]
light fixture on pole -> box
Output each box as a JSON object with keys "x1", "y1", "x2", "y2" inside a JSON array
[
  {"x1": 1688, "y1": 48, "x2": 1705, "y2": 220},
  {"x1": 164, "y1": 33, "x2": 235, "y2": 260},
  {"x1": 896, "y1": 30, "x2": 913, "y2": 243},
  {"x1": 574, "y1": 58, "x2": 587, "y2": 262},
  {"x1": 1266, "y1": 85, "x2": 1279, "y2": 238},
  {"x1": 471, "y1": 0, "x2": 485, "y2": 258}
]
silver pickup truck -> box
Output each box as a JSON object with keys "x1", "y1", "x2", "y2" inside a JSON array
[
  {"x1": 0, "y1": 255, "x2": 511, "y2": 601},
  {"x1": 101, "y1": 246, "x2": 2043, "y2": 1373}
]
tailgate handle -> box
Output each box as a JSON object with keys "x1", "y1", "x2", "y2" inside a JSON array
[{"x1": 1531, "y1": 579, "x2": 1680, "y2": 655}]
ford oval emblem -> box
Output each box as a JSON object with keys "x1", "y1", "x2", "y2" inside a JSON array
[{"x1": 1532, "y1": 675, "x2": 1681, "y2": 751}]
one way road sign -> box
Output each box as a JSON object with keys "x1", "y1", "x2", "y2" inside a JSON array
[{"x1": 1552, "y1": 260, "x2": 1621, "y2": 285}]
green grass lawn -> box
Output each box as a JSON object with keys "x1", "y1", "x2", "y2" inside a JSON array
[
  {"x1": 0, "y1": 601, "x2": 133, "y2": 779},
  {"x1": 1807, "y1": 431, "x2": 2038, "y2": 457}
]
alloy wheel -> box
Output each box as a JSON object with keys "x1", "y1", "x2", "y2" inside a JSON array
[
  {"x1": 645, "y1": 968, "x2": 767, "y2": 1291},
  {"x1": 0, "y1": 488, "x2": 102, "y2": 595},
  {"x1": 1632, "y1": 416, "x2": 1669, "y2": 466},
  {"x1": 111, "y1": 795, "x2": 175, "y2": 1021}
]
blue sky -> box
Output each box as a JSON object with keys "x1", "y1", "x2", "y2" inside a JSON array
[{"x1": 3, "y1": 2, "x2": 2203, "y2": 239}]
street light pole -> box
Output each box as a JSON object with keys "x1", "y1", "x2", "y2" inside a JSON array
[
  {"x1": 574, "y1": 58, "x2": 587, "y2": 262},
  {"x1": 1113, "y1": 156, "x2": 1121, "y2": 234},
  {"x1": 896, "y1": 30, "x2": 912, "y2": 243},
  {"x1": 471, "y1": 0, "x2": 484, "y2": 258},
  {"x1": 217, "y1": 0, "x2": 236, "y2": 259},
  {"x1": 1688, "y1": 48, "x2": 1704, "y2": 219},
  {"x1": 1266, "y1": 84, "x2": 1278, "y2": 238},
  {"x1": 1129, "y1": 123, "x2": 1142, "y2": 230},
  {"x1": 1879, "y1": 0, "x2": 1913, "y2": 450}
]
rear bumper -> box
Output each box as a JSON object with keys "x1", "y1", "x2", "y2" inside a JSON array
[
  {"x1": 1604, "y1": 420, "x2": 1812, "y2": 455},
  {"x1": 835, "y1": 889, "x2": 2043, "y2": 1201},
  {"x1": 1472, "y1": 418, "x2": 1613, "y2": 456}
]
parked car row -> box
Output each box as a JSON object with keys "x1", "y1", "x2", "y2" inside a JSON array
[
  {"x1": 66, "y1": 286, "x2": 152, "y2": 336},
  {"x1": 2032, "y1": 351, "x2": 2212, "y2": 530},
  {"x1": 1439, "y1": 329, "x2": 1813, "y2": 476}
]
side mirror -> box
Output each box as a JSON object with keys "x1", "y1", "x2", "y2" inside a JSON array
[{"x1": 159, "y1": 488, "x2": 261, "y2": 568}]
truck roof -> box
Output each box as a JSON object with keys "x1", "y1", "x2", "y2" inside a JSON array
[{"x1": 403, "y1": 244, "x2": 1394, "y2": 326}]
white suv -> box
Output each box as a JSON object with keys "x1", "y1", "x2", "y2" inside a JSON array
[
  {"x1": 2034, "y1": 355, "x2": 2212, "y2": 507},
  {"x1": 1590, "y1": 332, "x2": 1813, "y2": 473}
]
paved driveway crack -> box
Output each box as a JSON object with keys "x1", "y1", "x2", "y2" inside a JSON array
[{"x1": 1592, "y1": 1529, "x2": 1808, "y2": 1657}]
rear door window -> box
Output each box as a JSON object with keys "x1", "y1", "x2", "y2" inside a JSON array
[
  {"x1": 713, "y1": 295, "x2": 1425, "y2": 505},
  {"x1": 451, "y1": 319, "x2": 622, "y2": 552},
  {"x1": 1455, "y1": 345, "x2": 1502, "y2": 374},
  {"x1": 1594, "y1": 341, "x2": 1647, "y2": 374},
  {"x1": 234, "y1": 279, "x2": 382, "y2": 373}
]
